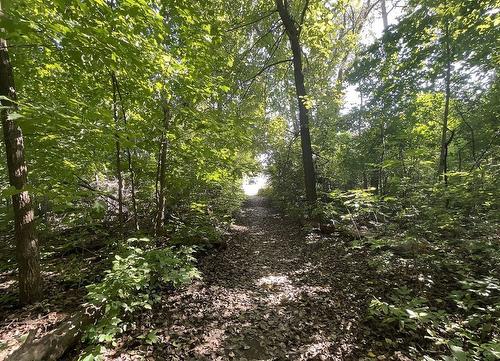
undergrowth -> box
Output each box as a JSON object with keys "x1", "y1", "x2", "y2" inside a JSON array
[
  {"x1": 79, "y1": 238, "x2": 200, "y2": 360},
  {"x1": 263, "y1": 173, "x2": 499, "y2": 360}
]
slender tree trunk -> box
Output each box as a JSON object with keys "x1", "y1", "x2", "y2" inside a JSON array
[
  {"x1": 378, "y1": 0, "x2": 389, "y2": 195},
  {"x1": 438, "y1": 22, "x2": 452, "y2": 186},
  {"x1": 359, "y1": 92, "x2": 368, "y2": 189},
  {"x1": 126, "y1": 149, "x2": 138, "y2": 229},
  {"x1": 1, "y1": 3, "x2": 41, "y2": 304},
  {"x1": 276, "y1": 0, "x2": 317, "y2": 204},
  {"x1": 155, "y1": 104, "x2": 169, "y2": 234},
  {"x1": 113, "y1": 75, "x2": 139, "y2": 231},
  {"x1": 378, "y1": 121, "x2": 386, "y2": 195},
  {"x1": 381, "y1": 0, "x2": 389, "y2": 30},
  {"x1": 154, "y1": 141, "x2": 161, "y2": 207},
  {"x1": 111, "y1": 73, "x2": 124, "y2": 226},
  {"x1": 458, "y1": 148, "x2": 462, "y2": 172}
]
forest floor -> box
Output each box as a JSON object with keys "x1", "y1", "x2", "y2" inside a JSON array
[
  {"x1": 2, "y1": 196, "x2": 497, "y2": 360},
  {"x1": 104, "y1": 196, "x2": 379, "y2": 360},
  {"x1": 0, "y1": 224, "x2": 113, "y2": 359}
]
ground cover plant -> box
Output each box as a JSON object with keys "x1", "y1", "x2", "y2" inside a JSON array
[{"x1": 0, "y1": 0, "x2": 498, "y2": 359}]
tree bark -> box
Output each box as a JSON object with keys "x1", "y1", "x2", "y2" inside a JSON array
[
  {"x1": 275, "y1": 0, "x2": 317, "y2": 203},
  {"x1": 381, "y1": 0, "x2": 389, "y2": 30},
  {"x1": 113, "y1": 75, "x2": 139, "y2": 231},
  {"x1": 378, "y1": 121, "x2": 386, "y2": 195},
  {"x1": 438, "y1": 21, "x2": 452, "y2": 186},
  {"x1": 378, "y1": 0, "x2": 389, "y2": 194},
  {"x1": 155, "y1": 104, "x2": 169, "y2": 234},
  {"x1": 0, "y1": 2, "x2": 41, "y2": 305},
  {"x1": 6, "y1": 307, "x2": 99, "y2": 361},
  {"x1": 111, "y1": 72, "x2": 124, "y2": 225},
  {"x1": 126, "y1": 147, "x2": 138, "y2": 229}
]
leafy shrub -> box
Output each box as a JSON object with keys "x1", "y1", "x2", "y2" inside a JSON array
[
  {"x1": 81, "y1": 239, "x2": 200, "y2": 359},
  {"x1": 314, "y1": 188, "x2": 393, "y2": 236},
  {"x1": 368, "y1": 277, "x2": 500, "y2": 360},
  {"x1": 166, "y1": 178, "x2": 245, "y2": 248},
  {"x1": 168, "y1": 211, "x2": 223, "y2": 248}
]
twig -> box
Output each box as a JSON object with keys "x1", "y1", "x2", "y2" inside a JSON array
[
  {"x1": 243, "y1": 58, "x2": 292, "y2": 83},
  {"x1": 227, "y1": 9, "x2": 277, "y2": 32}
]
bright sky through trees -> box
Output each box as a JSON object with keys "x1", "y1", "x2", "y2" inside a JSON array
[{"x1": 0, "y1": 0, "x2": 498, "y2": 359}]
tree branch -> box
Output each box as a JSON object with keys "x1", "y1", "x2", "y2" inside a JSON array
[
  {"x1": 239, "y1": 21, "x2": 283, "y2": 60},
  {"x1": 469, "y1": 130, "x2": 499, "y2": 171},
  {"x1": 241, "y1": 30, "x2": 286, "y2": 98},
  {"x1": 75, "y1": 176, "x2": 119, "y2": 202},
  {"x1": 299, "y1": 0, "x2": 310, "y2": 27},
  {"x1": 227, "y1": 9, "x2": 277, "y2": 32},
  {"x1": 243, "y1": 58, "x2": 292, "y2": 84}
]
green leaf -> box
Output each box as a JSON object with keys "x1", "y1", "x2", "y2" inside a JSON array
[
  {"x1": 449, "y1": 345, "x2": 468, "y2": 361},
  {"x1": 7, "y1": 112, "x2": 23, "y2": 121}
]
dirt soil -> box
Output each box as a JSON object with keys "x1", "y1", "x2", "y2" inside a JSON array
[
  {"x1": 108, "y1": 196, "x2": 377, "y2": 360},
  {"x1": 0, "y1": 225, "x2": 112, "y2": 360}
]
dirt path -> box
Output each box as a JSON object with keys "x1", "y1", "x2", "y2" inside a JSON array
[{"x1": 121, "y1": 196, "x2": 374, "y2": 360}]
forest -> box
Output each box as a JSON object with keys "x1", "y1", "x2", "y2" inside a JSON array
[{"x1": 0, "y1": 0, "x2": 498, "y2": 360}]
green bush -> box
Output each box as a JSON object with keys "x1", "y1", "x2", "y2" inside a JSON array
[
  {"x1": 368, "y1": 277, "x2": 500, "y2": 361},
  {"x1": 81, "y1": 239, "x2": 200, "y2": 359}
]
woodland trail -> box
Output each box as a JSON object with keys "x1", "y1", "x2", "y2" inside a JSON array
[{"x1": 122, "y1": 196, "x2": 374, "y2": 360}]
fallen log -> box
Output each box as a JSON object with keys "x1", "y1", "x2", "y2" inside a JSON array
[{"x1": 6, "y1": 306, "x2": 99, "y2": 361}]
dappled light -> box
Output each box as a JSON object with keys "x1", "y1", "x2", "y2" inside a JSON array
[
  {"x1": 0, "y1": 0, "x2": 497, "y2": 359},
  {"x1": 109, "y1": 196, "x2": 370, "y2": 360}
]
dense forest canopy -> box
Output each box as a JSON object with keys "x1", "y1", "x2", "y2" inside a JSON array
[{"x1": 0, "y1": 0, "x2": 498, "y2": 360}]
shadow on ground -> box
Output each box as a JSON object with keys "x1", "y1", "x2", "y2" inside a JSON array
[{"x1": 112, "y1": 196, "x2": 377, "y2": 360}]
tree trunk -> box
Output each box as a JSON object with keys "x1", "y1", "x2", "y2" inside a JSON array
[
  {"x1": 378, "y1": 121, "x2": 386, "y2": 195},
  {"x1": 381, "y1": 0, "x2": 389, "y2": 30},
  {"x1": 438, "y1": 21, "x2": 452, "y2": 186},
  {"x1": 275, "y1": 0, "x2": 317, "y2": 204},
  {"x1": 113, "y1": 74, "x2": 139, "y2": 231},
  {"x1": 126, "y1": 148, "x2": 138, "y2": 230},
  {"x1": 359, "y1": 92, "x2": 368, "y2": 189},
  {"x1": 155, "y1": 104, "x2": 169, "y2": 234},
  {"x1": 0, "y1": 3, "x2": 41, "y2": 305},
  {"x1": 458, "y1": 148, "x2": 462, "y2": 172},
  {"x1": 6, "y1": 307, "x2": 99, "y2": 361},
  {"x1": 288, "y1": 84, "x2": 299, "y2": 134},
  {"x1": 111, "y1": 72, "x2": 124, "y2": 225}
]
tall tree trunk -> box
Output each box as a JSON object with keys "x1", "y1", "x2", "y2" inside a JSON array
[
  {"x1": 438, "y1": 21, "x2": 452, "y2": 186},
  {"x1": 378, "y1": 0, "x2": 389, "y2": 195},
  {"x1": 155, "y1": 104, "x2": 169, "y2": 234},
  {"x1": 359, "y1": 92, "x2": 368, "y2": 189},
  {"x1": 126, "y1": 148, "x2": 138, "y2": 229},
  {"x1": 378, "y1": 121, "x2": 386, "y2": 195},
  {"x1": 381, "y1": 0, "x2": 389, "y2": 30},
  {"x1": 1, "y1": 2, "x2": 41, "y2": 304},
  {"x1": 275, "y1": 0, "x2": 317, "y2": 204},
  {"x1": 111, "y1": 73, "x2": 124, "y2": 226},
  {"x1": 113, "y1": 74, "x2": 139, "y2": 231}
]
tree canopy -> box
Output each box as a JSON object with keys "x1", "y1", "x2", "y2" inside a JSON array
[{"x1": 0, "y1": 0, "x2": 498, "y2": 360}]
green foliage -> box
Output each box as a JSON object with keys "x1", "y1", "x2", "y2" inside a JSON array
[
  {"x1": 319, "y1": 188, "x2": 387, "y2": 224},
  {"x1": 368, "y1": 276, "x2": 500, "y2": 361},
  {"x1": 166, "y1": 177, "x2": 245, "y2": 248},
  {"x1": 83, "y1": 239, "x2": 200, "y2": 358},
  {"x1": 0, "y1": 0, "x2": 263, "y2": 232},
  {"x1": 0, "y1": 0, "x2": 498, "y2": 357}
]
